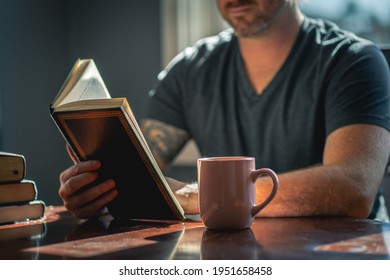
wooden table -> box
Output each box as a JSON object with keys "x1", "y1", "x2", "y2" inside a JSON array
[{"x1": 1, "y1": 206, "x2": 389, "y2": 260}]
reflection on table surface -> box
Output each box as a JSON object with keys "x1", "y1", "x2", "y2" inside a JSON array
[{"x1": 1, "y1": 206, "x2": 390, "y2": 260}]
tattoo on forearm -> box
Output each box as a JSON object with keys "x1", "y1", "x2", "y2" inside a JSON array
[{"x1": 141, "y1": 119, "x2": 189, "y2": 164}]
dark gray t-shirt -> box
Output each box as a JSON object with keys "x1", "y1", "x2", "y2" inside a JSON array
[
  {"x1": 146, "y1": 17, "x2": 390, "y2": 174},
  {"x1": 146, "y1": 17, "x2": 390, "y2": 218}
]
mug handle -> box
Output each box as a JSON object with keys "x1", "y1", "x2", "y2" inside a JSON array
[{"x1": 250, "y1": 168, "x2": 279, "y2": 217}]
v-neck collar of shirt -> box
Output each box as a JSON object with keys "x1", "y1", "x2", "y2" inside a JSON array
[{"x1": 235, "y1": 20, "x2": 306, "y2": 100}]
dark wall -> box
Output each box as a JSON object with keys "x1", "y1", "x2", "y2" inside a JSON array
[{"x1": 0, "y1": 0, "x2": 162, "y2": 205}]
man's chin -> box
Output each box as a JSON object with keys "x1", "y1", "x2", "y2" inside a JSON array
[{"x1": 227, "y1": 16, "x2": 271, "y2": 38}]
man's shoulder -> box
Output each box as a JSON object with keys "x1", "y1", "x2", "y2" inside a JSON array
[
  {"x1": 194, "y1": 28, "x2": 235, "y2": 47},
  {"x1": 164, "y1": 28, "x2": 236, "y2": 72},
  {"x1": 301, "y1": 16, "x2": 380, "y2": 59},
  {"x1": 304, "y1": 17, "x2": 373, "y2": 44},
  {"x1": 183, "y1": 28, "x2": 236, "y2": 59}
]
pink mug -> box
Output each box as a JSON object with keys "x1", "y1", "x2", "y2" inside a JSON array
[{"x1": 198, "y1": 156, "x2": 279, "y2": 230}]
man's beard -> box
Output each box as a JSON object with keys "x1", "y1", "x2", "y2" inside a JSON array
[
  {"x1": 227, "y1": 16, "x2": 273, "y2": 37},
  {"x1": 221, "y1": 0, "x2": 287, "y2": 38}
]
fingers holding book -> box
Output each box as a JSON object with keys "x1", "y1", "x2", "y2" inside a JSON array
[{"x1": 59, "y1": 160, "x2": 117, "y2": 219}]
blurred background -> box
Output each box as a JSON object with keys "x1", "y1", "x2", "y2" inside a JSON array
[{"x1": 0, "y1": 0, "x2": 389, "y2": 206}]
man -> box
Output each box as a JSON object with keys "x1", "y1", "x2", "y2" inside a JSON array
[{"x1": 59, "y1": 0, "x2": 390, "y2": 220}]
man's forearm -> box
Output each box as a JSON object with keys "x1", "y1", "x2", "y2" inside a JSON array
[
  {"x1": 255, "y1": 164, "x2": 379, "y2": 218},
  {"x1": 256, "y1": 125, "x2": 389, "y2": 218},
  {"x1": 165, "y1": 177, "x2": 199, "y2": 214}
]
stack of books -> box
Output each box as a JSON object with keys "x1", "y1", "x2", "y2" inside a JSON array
[{"x1": 0, "y1": 151, "x2": 45, "y2": 225}]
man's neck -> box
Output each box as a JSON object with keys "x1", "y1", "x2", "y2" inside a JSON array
[{"x1": 238, "y1": 8, "x2": 304, "y2": 94}]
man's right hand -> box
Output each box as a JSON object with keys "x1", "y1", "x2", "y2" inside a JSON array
[{"x1": 58, "y1": 145, "x2": 117, "y2": 219}]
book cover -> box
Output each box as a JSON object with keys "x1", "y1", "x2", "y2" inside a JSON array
[
  {"x1": 49, "y1": 59, "x2": 185, "y2": 221},
  {"x1": 0, "y1": 151, "x2": 26, "y2": 182},
  {"x1": 0, "y1": 180, "x2": 37, "y2": 205},
  {"x1": 0, "y1": 200, "x2": 45, "y2": 225},
  {"x1": 0, "y1": 221, "x2": 47, "y2": 241}
]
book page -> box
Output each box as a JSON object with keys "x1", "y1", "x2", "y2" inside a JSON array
[
  {"x1": 56, "y1": 60, "x2": 111, "y2": 107},
  {"x1": 66, "y1": 77, "x2": 109, "y2": 102}
]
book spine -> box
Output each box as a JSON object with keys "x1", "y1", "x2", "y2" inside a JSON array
[{"x1": 0, "y1": 153, "x2": 26, "y2": 182}]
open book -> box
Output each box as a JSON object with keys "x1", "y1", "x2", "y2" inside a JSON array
[{"x1": 49, "y1": 59, "x2": 185, "y2": 220}]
